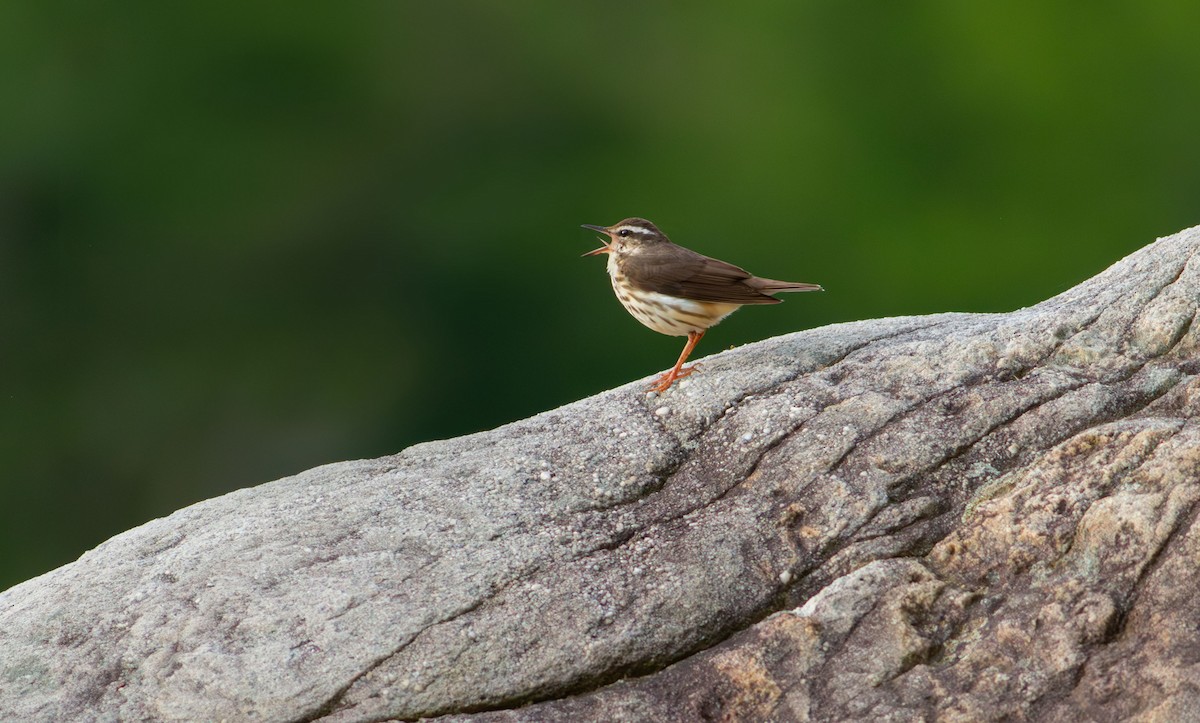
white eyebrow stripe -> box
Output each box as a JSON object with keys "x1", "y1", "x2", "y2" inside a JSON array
[{"x1": 614, "y1": 225, "x2": 653, "y2": 235}]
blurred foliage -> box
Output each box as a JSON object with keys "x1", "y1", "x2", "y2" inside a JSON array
[{"x1": 2, "y1": 2, "x2": 1199, "y2": 590}]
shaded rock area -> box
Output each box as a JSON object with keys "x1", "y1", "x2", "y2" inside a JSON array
[{"x1": 3, "y1": 226, "x2": 1200, "y2": 722}]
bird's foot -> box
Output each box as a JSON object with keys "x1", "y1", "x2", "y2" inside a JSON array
[{"x1": 648, "y1": 363, "x2": 701, "y2": 393}]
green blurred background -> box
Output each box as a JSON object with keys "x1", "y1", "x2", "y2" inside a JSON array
[{"x1": 3, "y1": 2, "x2": 1199, "y2": 591}]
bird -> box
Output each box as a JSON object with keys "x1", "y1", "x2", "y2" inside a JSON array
[{"x1": 582, "y1": 217, "x2": 822, "y2": 393}]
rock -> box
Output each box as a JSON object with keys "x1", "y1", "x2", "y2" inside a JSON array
[{"x1": 2, "y1": 226, "x2": 1199, "y2": 722}]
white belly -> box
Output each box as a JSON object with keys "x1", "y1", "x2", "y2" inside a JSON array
[{"x1": 609, "y1": 275, "x2": 740, "y2": 336}]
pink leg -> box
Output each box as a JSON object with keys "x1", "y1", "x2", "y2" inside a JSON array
[{"x1": 649, "y1": 330, "x2": 705, "y2": 393}]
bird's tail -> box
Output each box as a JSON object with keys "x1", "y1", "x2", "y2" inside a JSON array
[{"x1": 748, "y1": 277, "x2": 824, "y2": 294}]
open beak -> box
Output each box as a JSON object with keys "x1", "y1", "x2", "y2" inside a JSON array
[{"x1": 580, "y1": 223, "x2": 613, "y2": 256}]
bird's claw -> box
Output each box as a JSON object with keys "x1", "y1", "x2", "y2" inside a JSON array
[{"x1": 647, "y1": 363, "x2": 702, "y2": 393}]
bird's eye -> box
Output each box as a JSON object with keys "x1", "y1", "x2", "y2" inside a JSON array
[{"x1": 617, "y1": 229, "x2": 631, "y2": 237}]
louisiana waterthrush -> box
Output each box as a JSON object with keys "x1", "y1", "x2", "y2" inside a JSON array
[{"x1": 582, "y1": 217, "x2": 822, "y2": 393}]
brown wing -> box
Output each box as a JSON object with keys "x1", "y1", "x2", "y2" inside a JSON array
[{"x1": 620, "y1": 243, "x2": 784, "y2": 305}]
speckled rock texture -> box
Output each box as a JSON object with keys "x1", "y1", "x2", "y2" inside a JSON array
[{"x1": 4, "y1": 226, "x2": 1200, "y2": 722}]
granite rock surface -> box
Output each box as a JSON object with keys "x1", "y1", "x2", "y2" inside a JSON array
[{"x1": 3, "y1": 227, "x2": 1199, "y2": 722}]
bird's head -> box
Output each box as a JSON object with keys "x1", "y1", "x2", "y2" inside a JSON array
[{"x1": 581, "y1": 218, "x2": 668, "y2": 257}]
